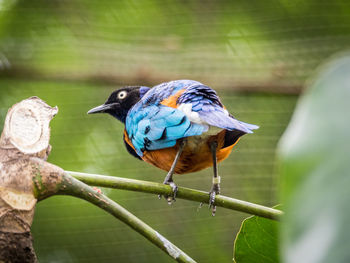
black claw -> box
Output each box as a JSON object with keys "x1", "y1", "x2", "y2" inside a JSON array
[
  {"x1": 211, "y1": 205, "x2": 217, "y2": 216},
  {"x1": 209, "y1": 192, "x2": 217, "y2": 216},
  {"x1": 209, "y1": 191, "x2": 216, "y2": 207},
  {"x1": 209, "y1": 183, "x2": 220, "y2": 216},
  {"x1": 167, "y1": 196, "x2": 173, "y2": 205},
  {"x1": 169, "y1": 182, "x2": 178, "y2": 199}
]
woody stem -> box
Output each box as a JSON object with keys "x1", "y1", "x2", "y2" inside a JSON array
[{"x1": 66, "y1": 171, "x2": 283, "y2": 221}]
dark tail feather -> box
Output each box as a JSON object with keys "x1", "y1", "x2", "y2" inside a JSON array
[{"x1": 222, "y1": 129, "x2": 246, "y2": 149}]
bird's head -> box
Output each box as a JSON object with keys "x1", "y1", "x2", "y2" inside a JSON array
[{"x1": 87, "y1": 86, "x2": 150, "y2": 123}]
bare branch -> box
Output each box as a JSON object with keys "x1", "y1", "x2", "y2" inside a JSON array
[
  {"x1": 67, "y1": 171, "x2": 283, "y2": 221},
  {"x1": 48, "y1": 173, "x2": 197, "y2": 263}
]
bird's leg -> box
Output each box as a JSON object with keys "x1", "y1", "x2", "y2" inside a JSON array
[
  {"x1": 160, "y1": 139, "x2": 186, "y2": 204},
  {"x1": 209, "y1": 140, "x2": 220, "y2": 216}
]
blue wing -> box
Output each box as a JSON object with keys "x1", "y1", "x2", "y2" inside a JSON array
[
  {"x1": 126, "y1": 104, "x2": 208, "y2": 156},
  {"x1": 125, "y1": 79, "x2": 258, "y2": 157},
  {"x1": 177, "y1": 83, "x2": 259, "y2": 133}
]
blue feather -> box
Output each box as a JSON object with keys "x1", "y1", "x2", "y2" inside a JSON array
[
  {"x1": 175, "y1": 82, "x2": 258, "y2": 133},
  {"x1": 126, "y1": 104, "x2": 207, "y2": 156},
  {"x1": 192, "y1": 102, "x2": 202, "y2": 111},
  {"x1": 166, "y1": 119, "x2": 191, "y2": 139},
  {"x1": 183, "y1": 123, "x2": 208, "y2": 137},
  {"x1": 125, "y1": 79, "x2": 258, "y2": 157},
  {"x1": 199, "y1": 109, "x2": 258, "y2": 133},
  {"x1": 164, "y1": 110, "x2": 185, "y2": 126},
  {"x1": 152, "y1": 107, "x2": 175, "y2": 120},
  {"x1": 137, "y1": 119, "x2": 151, "y2": 134},
  {"x1": 146, "y1": 126, "x2": 165, "y2": 141},
  {"x1": 147, "y1": 140, "x2": 177, "y2": 150},
  {"x1": 152, "y1": 119, "x2": 166, "y2": 128},
  {"x1": 139, "y1": 86, "x2": 150, "y2": 98}
]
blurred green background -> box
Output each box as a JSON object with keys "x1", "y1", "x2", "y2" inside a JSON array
[{"x1": 0, "y1": 0, "x2": 349, "y2": 262}]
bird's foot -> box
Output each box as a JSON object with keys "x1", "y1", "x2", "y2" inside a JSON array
[
  {"x1": 158, "y1": 180, "x2": 178, "y2": 205},
  {"x1": 166, "y1": 181, "x2": 178, "y2": 204},
  {"x1": 209, "y1": 177, "x2": 221, "y2": 216}
]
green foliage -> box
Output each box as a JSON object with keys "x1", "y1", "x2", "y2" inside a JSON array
[
  {"x1": 278, "y1": 55, "x2": 350, "y2": 263},
  {"x1": 233, "y1": 55, "x2": 350, "y2": 262},
  {"x1": 233, "y1": 206, "x2": 280, "y2": 263}
]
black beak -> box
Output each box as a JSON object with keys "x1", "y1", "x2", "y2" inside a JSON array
[{"x1": 87, "y1": 103, "x2": 114, "y2": 114}]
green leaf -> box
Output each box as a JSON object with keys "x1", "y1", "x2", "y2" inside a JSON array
[
  {"x1": 278, "y1": 54, "x2": 350, "y2": 263},
  {"x1": 233, "y1": 205, "x2": 280, "y2": 263}
]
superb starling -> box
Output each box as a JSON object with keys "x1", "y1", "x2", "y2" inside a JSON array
[{"x1": 88, "y1": 80, "x2": 258, "y2": 214}]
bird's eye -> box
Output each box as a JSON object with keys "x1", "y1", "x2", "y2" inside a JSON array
[{"x1": 117, "y1": 91, "x2": 128, "y2": 100}]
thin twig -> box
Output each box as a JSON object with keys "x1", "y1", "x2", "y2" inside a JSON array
[
  {"x1": 66, "y1": 171, "x2": 283, "y2": 221},
  {"x1": 39, "y1": 172, "x2": 197, "y2": 263}
]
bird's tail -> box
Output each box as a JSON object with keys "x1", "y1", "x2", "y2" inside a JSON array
[{"x1": 237, "y1": 121, "x2": 259, "y2": 133}]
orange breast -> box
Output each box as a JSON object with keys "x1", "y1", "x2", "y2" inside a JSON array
[{"x1": 142, "y1": 130, "x2": 239, "y2": 174}]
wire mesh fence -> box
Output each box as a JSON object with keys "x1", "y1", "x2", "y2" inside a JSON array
[
  {"x1": 0, "y1": 0, "x2": 349, "y2": 262},
  {"x1": 1, "y1": 0, "x2": 350, "y2": 92}
]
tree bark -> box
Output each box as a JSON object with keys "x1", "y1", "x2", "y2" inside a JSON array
[
  {"x1": 0, "y1": 97, "x2": 58, "y2": 263},
  {"x1": 0, "y1": 231, "x2": 37, "y2": 263}
]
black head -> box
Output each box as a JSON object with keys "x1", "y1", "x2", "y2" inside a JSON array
[{"x1": 87, "y1": 86, "x2": 149, "y2": 123}]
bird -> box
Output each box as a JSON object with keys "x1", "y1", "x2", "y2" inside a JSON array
[{"x1": 88, "y1": 80, "x2": 258, "y2": 214}]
